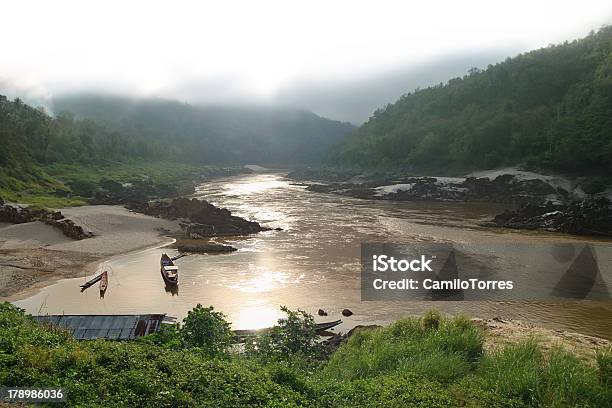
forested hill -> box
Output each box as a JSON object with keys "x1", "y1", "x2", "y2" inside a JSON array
[
  {"x1": 51, "y1": 95, "x2": 355, "y2": 164},
  {"x1": 333, "y1": 26, "x2": 612, "y2": 175}
]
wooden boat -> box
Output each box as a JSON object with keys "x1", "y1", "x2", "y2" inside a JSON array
[
  {"x1": 99, "y1": 271, "x2": 108, "y2": 294},
  {"x1": 160, "y1": 253, "x2": 178, "y2": 285},
  {"x1": 233, "y1": 319, "x2": 342, "y2": 337},
  {"x1": 314, "y1": 319, "x2": 342, "y2": 332},
  {"x1": 80, "y1": 272, "x2": 104, "y2": 291}
]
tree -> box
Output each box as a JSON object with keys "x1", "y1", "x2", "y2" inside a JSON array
[
  {"x1": 245, "y1": 306, "x2": 320, "y2": 361},
  {"x1": 180, "y1": 304, "x2": 233, "y2": 357}
]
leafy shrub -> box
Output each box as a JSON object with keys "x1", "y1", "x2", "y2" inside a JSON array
[
  {"x1": 67, "y1": 178, "x2": 99, "y2": 197},
  {"x1": 136, "y1": 323, "x2": 183, "y2": 350},
  {"x1": 180, "y1": 304, "x2": 233, "y2": 357},
  {"x1": 245, "y1": 306, "x2": 320, "y2": 362},
  {"x1": 312, "y1": 373, "x2": 458, "y2": 408}
]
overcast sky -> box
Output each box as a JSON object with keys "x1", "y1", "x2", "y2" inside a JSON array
[{"x1": 2, "y1": 0, "x2": 611, "y2": 123}]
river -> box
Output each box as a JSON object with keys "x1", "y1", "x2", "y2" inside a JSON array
[{"x1": 15, "y1": 172, "x2": 612, "y2": 338}]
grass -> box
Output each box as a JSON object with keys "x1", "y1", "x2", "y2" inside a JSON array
[
  {"x1": 0, "y1": 160, "x2": 206, "y2": 208},
  {"x1": 321, "y1": 313, "x2": 482, "y2": 382},
  {"x1": 1, "y1": 303, "x2": 610, "y2": 407}
]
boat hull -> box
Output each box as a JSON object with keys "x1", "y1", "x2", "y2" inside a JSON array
[
  {"x1": 160, "y1": 268, "x2": 178, "y2": 285},
  {"x1": 99, "y1": 271, "x2": 108, "y2": 293},
  {"x1": 160, "y1": 253, "x2": 178, "y2": 285}
]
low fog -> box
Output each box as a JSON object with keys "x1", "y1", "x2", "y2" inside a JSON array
[{"x1": 2, "y1": 0, "x2": 611, "y2": 123}]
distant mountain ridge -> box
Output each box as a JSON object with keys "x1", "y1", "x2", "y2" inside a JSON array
[
  {"x1": 52, "y1": 95, "x2": 355, "y2": 164},
  {"x1": 333, "y1": 26, "x2": 612, "y2": 175}
]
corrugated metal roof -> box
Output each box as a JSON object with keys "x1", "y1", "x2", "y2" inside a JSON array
[{"x1": 33, "y1": 314, "x2": 172, "y2": 340}]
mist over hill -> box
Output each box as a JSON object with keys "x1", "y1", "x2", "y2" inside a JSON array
[
  {"x1": 334, "y1": 27, "x2": 612, "y2": 175},
  {"x1": 51, "y1": 95, "x2": 355, "y2": 165}
]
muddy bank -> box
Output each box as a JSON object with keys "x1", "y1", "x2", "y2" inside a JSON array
[
  {"x1": 0, "y1": 205, "x2": 181, "y2": 300},
  {"x1": 0, "y1": 194, "x2": 275, "y2": 300},
  {"x1": 0, "y1": 248, "x2": 101, "y2": 300}
]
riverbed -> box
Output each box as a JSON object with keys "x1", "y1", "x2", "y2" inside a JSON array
[{"x1": 15, "y1": 172, "x2": 612, "y2": 338}]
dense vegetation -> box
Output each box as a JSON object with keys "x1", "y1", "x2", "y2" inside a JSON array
[
  {"x1": 1, "y1": 303, "x2": 610, "y2": 407},
  {"x1": 52, "y1": 95, "x2": 355, "y2": 164},
  {"x1": 0, "y1": 94, "x2": 353, "y2": 206},
  {"x1": 0, "y1": 95, "x2": 206, "y2": 206},
  {"x1": 334, "y1": 27, "x2": 612, "y2": 175}
]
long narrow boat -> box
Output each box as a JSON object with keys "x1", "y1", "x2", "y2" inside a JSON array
[
  {"x1": 80, "y1": 272, "x2": 104, "y2": 291},
  {"x1": 233, "y1": 319, "x2": 342, "y2": 337},
  {"x1": 99, "y1": 271, "x2": 108, "y2": 294},
  {"x1": 314, "y1": 319, "x2": 342, "y2": 332},
  {"x1": 160, "y1": 253, "x2": 178, "y2": 285}
]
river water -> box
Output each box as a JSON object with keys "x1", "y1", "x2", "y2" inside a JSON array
[{"x1": 15, "y1": 172, "x2": 612, "y2": 338}]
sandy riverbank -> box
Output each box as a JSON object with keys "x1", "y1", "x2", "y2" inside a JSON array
[{"x1": 0, "y1": 205, "x2": 181, "y2": 300}]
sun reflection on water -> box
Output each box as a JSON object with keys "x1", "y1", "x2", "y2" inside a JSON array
[
  {"x1": 224, "y1": 178, "x2": 286, "y2": 195},
  {"x1": 229, "y1": 269, "x2": 292, "y2": 293},
  {"x1": 233, "y1": 303, "x2": 283, "y2": 330}
]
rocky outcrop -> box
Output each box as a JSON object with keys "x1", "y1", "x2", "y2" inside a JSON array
[
  {"x1": 91, "y1": 180, "x2": 183, "y2": 206},
  {"x1": 45, "y1": 218, "x2": 94, "y2": 240},
  {"x1": 485, "y1": 197, "x2": 612, "y2": 236},
  {"x1": 0, "y1": 202, "x2": 93, "y2": 240},
  {"x1": 175, "y1": 243, "x2": 237, "y2": 253},
  {"x1": 462, "y1": 175, "x2": 561, "y2": 202},
  {"x1": 0, "y1": 203, "x2": 61, "y2": 224},
  {"x1": 303, "y1": 174, "x2": 566, "y2": 204},
  {"x1": 91, "y1": 167, "x2": 253, "y2": 206},
  {"x1": 130, "y1": 197, "x2": 269, "y2": 237}
]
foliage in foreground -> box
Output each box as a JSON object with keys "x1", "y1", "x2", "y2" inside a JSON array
[{"x1": 0, "y1": 302, "x2": 610, "y2": 407}]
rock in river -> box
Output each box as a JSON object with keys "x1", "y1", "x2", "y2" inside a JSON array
[
  {"x1": 130, "y1": 197, "x2": 270, "y2": 237},
  {"x1": 486, "y1": 197, "x2": 612, "y2": 236}
]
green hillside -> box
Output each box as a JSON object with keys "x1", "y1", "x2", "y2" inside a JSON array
[
  {"x1": 52, "y1": 95, "x2": 355, "y2": 164},
  {"x1": 0, "y1": 94, "x2": 353, "y2": 205},
  {"x1": 334, "y1": 27, "x2": 612, "y2": 174}
]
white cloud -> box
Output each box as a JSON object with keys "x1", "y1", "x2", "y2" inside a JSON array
[{"x1": 2, "y1": 0, "x2": 611, "y2": 104}]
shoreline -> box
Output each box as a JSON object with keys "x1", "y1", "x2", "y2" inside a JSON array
[
  {"x1": 0, "y1": 205, "x2": 181, "y2": 301},
  {"x1": 2, "y1": 237, "x2": 176, "y2": 302}
]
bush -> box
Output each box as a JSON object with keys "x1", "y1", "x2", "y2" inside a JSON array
[
  {"x1": 180, "y1": 304, "x2": 233, "y2": 357},
  {"x1": 245, "y1": 306, "x2": 320, "y2": 362},
  {"x1": 313, "y1": 373, "x2": 458, "y2": 408},
  {"x1": 67, "y1": 178, "x2": 99, "y2": 197}
]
